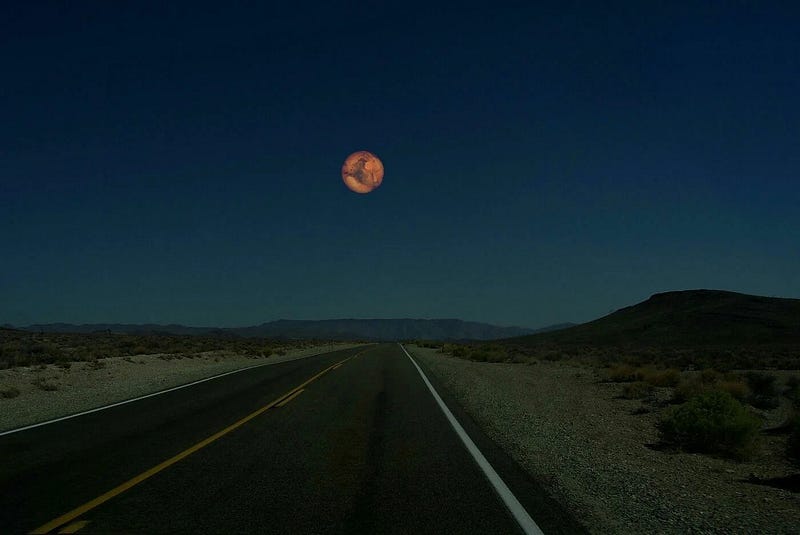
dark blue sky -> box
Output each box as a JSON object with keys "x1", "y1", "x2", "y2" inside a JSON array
[{"x1": 2, "y1": 2, "x2": 799, "y2": 328}]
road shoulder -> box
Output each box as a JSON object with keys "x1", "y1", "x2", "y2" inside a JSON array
[
  {"x1": 0, "y1": 343, "x2": 361, "y2": 433},
  {"x1": 408, "y1": 345, "x2": 800, "y2": 534}
]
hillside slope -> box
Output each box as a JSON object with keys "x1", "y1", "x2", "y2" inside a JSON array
[{"x1": 507, "y1": 290, "x2": 800, "y2": 348}]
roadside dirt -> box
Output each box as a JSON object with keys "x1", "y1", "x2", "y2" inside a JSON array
[
  {"x1": 0, "y1": 343, "x2": 360, "y2": 432},
  {"x1": 410, "y1": 346, "x2": 800, "y2": 534}
]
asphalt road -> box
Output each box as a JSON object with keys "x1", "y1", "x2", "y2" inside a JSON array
[{"x1": 0, "y1": 344, "x2": 583, "y2": 534}]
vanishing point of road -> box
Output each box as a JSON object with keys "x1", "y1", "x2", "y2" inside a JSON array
[{"x1": 0, "y1": 344, "x2": 583, "y2": 534}]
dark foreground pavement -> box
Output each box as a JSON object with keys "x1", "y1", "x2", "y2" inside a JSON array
[{"x1": 0, "y1": 344, "x2": 583, "y2": 534}]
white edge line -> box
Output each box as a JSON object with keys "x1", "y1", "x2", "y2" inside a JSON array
[
  {"x1": 0, "y1": 345, "x2": 361, "y2": 437},
  {"x1": 399, "y1": 343, "x2": 544, "y2": 535}
]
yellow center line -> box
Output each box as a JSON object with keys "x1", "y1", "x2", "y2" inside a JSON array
[
  {"x1": 30, "y1": 348, "x2": 368, "y2": 534},
  {"x1": 275, "y1": 388, "x2": 304, "y2": 407}
]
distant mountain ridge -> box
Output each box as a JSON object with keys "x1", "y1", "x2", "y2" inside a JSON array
[
  {"x1": 16, "y1": 319, "x2": 570, "y2": 341},
  {"x1": 506, "y1": 289, "x2": 800, "y2": 348}
]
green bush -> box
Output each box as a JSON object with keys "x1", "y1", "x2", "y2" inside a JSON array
[{"x1": 659, "y1": 390, "x2": 761, "y2": 459}]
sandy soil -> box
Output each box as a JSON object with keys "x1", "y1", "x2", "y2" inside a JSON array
[
  {"x1": 0, "y1": 343, "x2": 361, "y2": 433},
  {"x1": 409, "y1": 345, "x2": 800, "y2": 534}
]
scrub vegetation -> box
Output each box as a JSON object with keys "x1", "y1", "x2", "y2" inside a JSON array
[
  {"x1": 434, "y1": 341, "x2": 800, "y2": 465},
  {"x1": 658, "y1": 390, "x2": 761, "y2": 460},
  {"x1": 0, "y1": 328, "x2": 319, "y2": 369}
]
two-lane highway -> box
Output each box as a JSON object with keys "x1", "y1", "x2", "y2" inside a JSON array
[{"x1": 0, "y1": 344, "x2": 583, "y2": 534}]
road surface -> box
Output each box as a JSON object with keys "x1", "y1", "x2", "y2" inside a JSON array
[{"x1": 0, "y1": 344, "x2": 583, "y2": 534}]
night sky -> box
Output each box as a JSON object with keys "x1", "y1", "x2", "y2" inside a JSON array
[{"x1": 2, "y1": 2, "x2": 799, "y2": 328}]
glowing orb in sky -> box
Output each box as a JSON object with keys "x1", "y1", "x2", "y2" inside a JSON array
[{"x1": 341, "y1": 151, "x2": 384, "y2": 194}]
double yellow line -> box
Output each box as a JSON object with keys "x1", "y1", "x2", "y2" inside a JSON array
[{"x1": 31, "y1": 349, "x2": 365, "y2": 534}]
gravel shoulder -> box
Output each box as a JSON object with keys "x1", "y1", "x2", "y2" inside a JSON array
[
  {"x1": 0, "y1": 343, "x2": 361, "y2": 433},
  {"x1": 409, "y1": 345, "x2": 800, "y2": 534}
]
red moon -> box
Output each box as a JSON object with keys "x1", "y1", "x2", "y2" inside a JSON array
[{"x1": 341, "y1": 151, "x2": 384, "y2": 194}]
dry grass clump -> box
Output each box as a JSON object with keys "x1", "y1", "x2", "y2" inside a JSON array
[
  {"x1": 469, "y1": 347, "x2": 509, "y2": 363},
  {"x1": 30, "y1": 377, "x2": 58, "y2": 391},
  {"x1": 670, "y1": 369, "x2": 750, "y2": 404},
  {"x1": 88, "y1": 359, "x2": 106, "y2": 370},
  {"x1": 716, "y1": 380, "x2": 750, "y2": 402},
  {"x1": 700, "y1": 368, "x2": 723, "y2": 385},
  {"x1": 673, "y1": 377, "x2": 705, "y2": 403},
  {"x1": 644, "y1": 368, "x2": 681, "y2": 387},
  {"x1": 439, "y1": 343, "x2": 511, "y2": 363},
  {"x1": 621, "y1": 381, "x2": 654, "y2": 399},
  {"x1": 607, "y1": 365, "x2": 681, "y2": 387},
  {"x1": 608, "y1": 364, "x2": 639, "y2": 382}
]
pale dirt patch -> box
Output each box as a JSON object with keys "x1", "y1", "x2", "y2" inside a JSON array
[
  {"x1": 409, "y1": 345, "x2": 800, "y2": 534},
  {"x1": 0, "y1": 343, "x2": 361, "y2": 432}
]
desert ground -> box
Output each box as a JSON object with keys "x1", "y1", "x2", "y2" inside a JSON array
[
  {"x1": 0, "y1": 343, "x2": 361, "y2": 433},
  {"x1": 409, "y1": 345, "x2": 800, "y2": 534}
]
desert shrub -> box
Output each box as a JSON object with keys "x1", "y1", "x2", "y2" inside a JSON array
[
  {"x1": 700, "y1": 368, "x2": 723, "y2": 385},
  {"x1": 543, "y1": 351, "x2": 566, "y2": 361},
  {"x1": 716, "y1": 380, "x2": 750, "y2": 402},
  {"x1": 490, "y1": 351, "x2": 509, "y2": 363},
  {"x1": 788, "y1": 415, "x2": 800, "y2": 464},
  {"x1": 659, "y1": 390, "x2": 761, "y2": 460},
  {"x1": 645, "y1": 368, "x2": 681, "y2": 387},
  {"x1": 469, "y1": 348, "x2": 507, "y2": 363},
  {"x1": 31, "y1": 377, "x2": 58, "y2": 391},
  {"x1": 621, "y1": 381, "x2": 653, "y2": 399},
  {"x1": 0, "y1": 386, "x2": 20, "y2": 399},
  {"x1": 673, "y1": 378, "x2": 706, "y2": 403},
  {"x1": 746, "y1": 372, "x2": 779, "y2": 409},
  {"x1": 608, "y1": 365, "x2": 638, "y2": 382},
  {"x1": 450, "y1": 346, "x2": 468, "y2": 358},
  {"x1": 470, "y1": 349, "x2": 490, "y2": 362}
]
